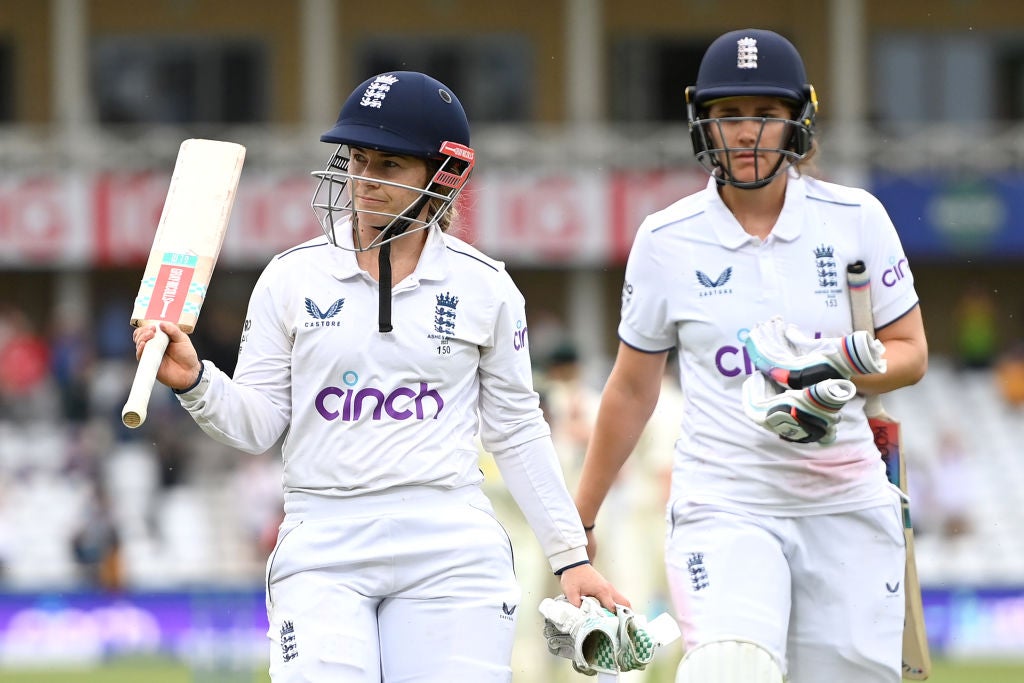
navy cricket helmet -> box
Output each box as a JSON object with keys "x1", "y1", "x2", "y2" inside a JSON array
[
  {"x1": 685, "y1": 29, "x2": 818, "y2": 189},
  {"x1": 320, "y1": 71, "x2": 471, "y2": 159},
  {"x1": 311, "y1": 71, "x2": 476, "y2": 252}
]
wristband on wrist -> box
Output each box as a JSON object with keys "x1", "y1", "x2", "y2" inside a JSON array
[
  {"x1": 554, "y1": 559, "x2": 591, "y2": 576},
  {"x1": 173, "y1": 362, "x2": 205, "y2": 395},
  {"x1": 583, "y1": 523, "x2": 595, "y2": 532}
]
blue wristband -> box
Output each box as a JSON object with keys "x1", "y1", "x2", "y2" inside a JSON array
[
  {"x1": 173, "y1": 362, "x2": 205, "y2": 395},
  {"x1": 554, "y1": 559, "x2": 591, "y2": 576}
]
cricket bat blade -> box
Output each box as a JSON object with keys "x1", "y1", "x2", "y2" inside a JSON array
[
  {"x1": 847, "y1": 261, "x2": 931, "y2": 680},
  {"x1": 121, "y1": 139, "x2": 245, "y2": 428}
]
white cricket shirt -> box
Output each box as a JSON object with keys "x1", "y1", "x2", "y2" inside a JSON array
[
  {"x1": 177, "y1": 223, "x2": 587, "y2": 570},
  {"x1": 621, "y1": 173, "x2": 920, "y2": 514}
]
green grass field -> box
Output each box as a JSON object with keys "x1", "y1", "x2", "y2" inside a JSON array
[{"x1": 0, "y1": 657, "x2": 1021, "y2": 682}]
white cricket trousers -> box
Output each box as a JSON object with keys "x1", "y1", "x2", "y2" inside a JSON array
[
  {"x1": 265, "y1": 486, "x2": 521, "y2": 683},
  {"x1": 665, "y1": 495, "x2": 905, "y2": 683}
]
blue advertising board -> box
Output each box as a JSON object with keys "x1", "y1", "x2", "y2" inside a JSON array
[
  {"x1": 871, "y1": 173, "x2": 1024, "y2": 260},
  {"x1": 0, "y1": 587, "x2": 1020, "y2": 665},
  {"x1": 0, "y1": 590, "x2": 267, "y2": 667}
]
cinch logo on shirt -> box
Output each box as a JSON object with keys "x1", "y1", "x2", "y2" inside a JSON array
[
  {"x1": 315, "y1": 372, "x2": 444, "y2": 421},
  {"x1": 714, "y1": 328, "x2": 824, "y2": 378},
  {"x1": 881, "y1": 258, "x2": 910, "y2": 287},
  {"x1": 513, "y1": 320, "x2": 529, "y2": 351}
]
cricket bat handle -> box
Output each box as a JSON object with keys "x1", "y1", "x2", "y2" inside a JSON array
[{"x1": 121, "y1": 325, "x2": 170, "y2": 428}]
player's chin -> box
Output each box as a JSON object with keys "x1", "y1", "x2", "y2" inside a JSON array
[
  {"x1": 727, "y1": 160, "x2": 777, "y2": 183},
  {"x1": 354, "y1": 214, "x2": 391, "y2": 231}
]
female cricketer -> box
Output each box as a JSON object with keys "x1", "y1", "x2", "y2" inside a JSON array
[
  {"x1": 133, "y1": 71, "x2": 628, "y2": 682},
  {"x1": 574, "y1": 29, "x2": 928, "y2": 683}
]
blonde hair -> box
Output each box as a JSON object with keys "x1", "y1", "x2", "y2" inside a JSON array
[
  {"x1": 425, "y1": 159, "x2": 460, "y2": 232},
  {"x1": 791, "y1": 137, "x2": 820, "y2": 179}
]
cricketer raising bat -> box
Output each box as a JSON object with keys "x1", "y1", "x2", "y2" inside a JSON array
[
  {"x1": 847, "y1": 260, "x2": 931, "y2": 680},
  {"x1": 121, "y1": 139, "x2": 246, "y2": 429}
]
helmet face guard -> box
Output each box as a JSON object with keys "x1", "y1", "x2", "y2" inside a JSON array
[
  {"x1": 311, "y1": 71, "x2": 474, "y2": 251},
  {"x1": 686, "y1": 87, "x2": 817, "y2": 190},
  {"x1": 686, "y1": 29, "x2": 818, "y2": 190},
  {"x1": 311, "y1": 140, "x2": 475, "y2": 251}
]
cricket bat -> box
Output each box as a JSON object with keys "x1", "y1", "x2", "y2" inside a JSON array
[
  {"x1": 121, "y1": 139, "x2": 246, "y2": 429},
  {"x1": 847, "y1": 261, "x2": 931, "y2": 680}
]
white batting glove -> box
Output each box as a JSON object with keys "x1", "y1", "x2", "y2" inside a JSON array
[
  {"x1": 744, "y1": 316, "x2": 886, "y2": 389},
  {"x1": 742, "y1": 372, "x2": 857, "y2": 445},
  {"x1": 540, "y1": 596, "x2": 620, "y2": 676}
]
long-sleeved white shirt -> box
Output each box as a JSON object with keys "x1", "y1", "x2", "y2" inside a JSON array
[{"x1": 177, "y1": 224, "x2": 587, "y2": 571}]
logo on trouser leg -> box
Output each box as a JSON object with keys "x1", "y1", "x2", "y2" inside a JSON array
[
  {"x1": 687, "y1": 553, "x2": 709, "y2": 591},
  {"x1": 281, "y1": 620, "x2": 299, "y2": 662}
]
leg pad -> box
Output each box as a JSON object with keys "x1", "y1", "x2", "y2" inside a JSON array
[{"x1": 675, "y1": 638, "x2": 784, "y2": 683}]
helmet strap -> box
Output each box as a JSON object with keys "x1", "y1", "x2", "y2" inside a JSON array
[
  {"x1": 375, "y1": 193, "x2": 432, "y2": 333},
  {"x1": 377, "y1": 237, "x2": 394, "y2": 333}
]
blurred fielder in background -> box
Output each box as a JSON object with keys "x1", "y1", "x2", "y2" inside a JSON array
[
  {"x1": 574, "y1": 29, "x2": 928, "y2": 683},
  {"x1": 132, "y1": 70, "x2": 627, "y2": 682}
]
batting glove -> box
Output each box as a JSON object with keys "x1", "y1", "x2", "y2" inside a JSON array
[
  {"x1": 539, "y1": 596, "x2": 620, "y2": 675},
  {"x1": 744, "y1": 316, "x2": 886, "y2": 389},
  {"x1": 540, "y1": 597, "x2": 682, "y2": 675},
  {"x1": 742, "y1": 372, "x2": 857, "y2": 444},
  {"x1": 615, "y1": 609, "x2": 681, "y2": 672}
]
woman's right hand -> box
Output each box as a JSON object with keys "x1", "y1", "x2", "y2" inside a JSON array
[{"x1": 133, "y1": 321, "x2": 203, "y2": 391}]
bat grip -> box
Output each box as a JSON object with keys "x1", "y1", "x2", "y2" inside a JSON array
[{"x1": 121, "y1": 325, "x2": 170, "y2": 428}]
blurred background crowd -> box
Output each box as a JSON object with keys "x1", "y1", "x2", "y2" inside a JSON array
[{"x1": 2, "y1": 0, "x2": 1024, "y2": 678}]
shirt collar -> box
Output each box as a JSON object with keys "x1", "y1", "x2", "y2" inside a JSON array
[
  {"x1": 329, "y1": 220, "x2": 449, "y2": 283},
  {"x1": 328, "y1": 219, "x2": 364, "y2": 280},
  {"x1": 707, "y1": 171, "x2": 806, "y2": 249},
  {"x1": 412, "y1": 225, "x2": 449, "y2": 282}
]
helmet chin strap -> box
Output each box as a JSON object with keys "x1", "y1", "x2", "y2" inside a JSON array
[{"x1": 375, "y1": 194, "x2": 431, "y2": 333}]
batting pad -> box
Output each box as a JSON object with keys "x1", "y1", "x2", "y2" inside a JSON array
[{"x1": 675, "y1": 638, "x2": 784, "y2": 683}]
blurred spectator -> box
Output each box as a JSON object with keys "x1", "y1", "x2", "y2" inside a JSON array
[
  {"x1": 995, "y1": 342, "x2": 1024, "y2": 408},
  {"x1": 953, "y1": 283, "x2": 999, "y2": 371},
  {"x1": 48, "y1": 312, "x2": 95, "y2": 425},
  {"x1": 95, "y1": 300, "x2": 135, "y2": 360},
  {"x1": 539, "y1": 342, "x2": 600, "y2": 489},
  {"x1": 71, "y1": 482, "x2": 123, "y2": 591},
  {"x1": 229, "y1": 451, "x2": 284, "y2": 558},
  {"x1": 599, "y1": 353, "x2": 683, "y2": 626},
  {"x1": 0, "y1": 305, "x2": 51, "y2": 418},
  {"x1": 191, "y1": 301, "x2": 244, "y2": 377},
  {"x1": 525, "y1": 308, "x2": 569, "y2": 372},
  {"x1": 928, "y1": 429, "x2": 976, "y2": 540}
]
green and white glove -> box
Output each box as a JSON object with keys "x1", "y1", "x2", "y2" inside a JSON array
[
  {"x1": 616, "y1": 609, "x2": 681, "y2": 672},
  {"x1": 540, "y1": 596, "x2": 619, "y2": 676},
  {"x1": 539, "y1": 596, "x2": 682, "y2": 675}
]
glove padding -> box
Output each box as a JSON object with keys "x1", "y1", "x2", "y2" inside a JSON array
[
  {"x1": 744, "y1": 316, "x2": 886, "y2": 389},
  {"x1": 540, "y1": 596, "x2": 620, "y2": 675},
  {"x1": 539, "y1": 596, "x2": 680, "y2": 675},
  {"x1": 742, "y1": 372, "x2": 857, "y2": 444}
]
